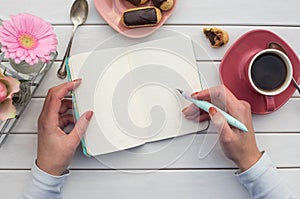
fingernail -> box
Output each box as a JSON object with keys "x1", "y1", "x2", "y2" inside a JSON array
[
  {"x1": 191, "y1": 92, "x2": 199, "y2": 97},
  {"x1": 185, "y1": 115, "x2": 193, "y2": 120},
  {"x1": 73, "y1": 79, "x2": 82, "y2": 88},
  {"x1": 85, "y1": 111, "x2": 93, "y2": 121},
  {"x1": 208, "y1": 107, "x2": 217, "y2": 116},
  {"x1": 182, "y1": 107, "x2": 188, "y2": 113},
  {"x1": 73, "y1": 78, "x2": 82, "y2": 83}
]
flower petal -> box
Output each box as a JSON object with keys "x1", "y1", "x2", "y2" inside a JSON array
[
  {"x1": 25, "y1": 56, "x2": 32, "y2": 64},
  {"x1": 28, "y1": 50, "x2": 36, "y2": 59},
  {"x1": 33, "y1": 58, "x2": 39, "y2": 64},
  {"x1": 5, "y1": 42, "x2": 19, "y2": 49},
  {"x1": 0, "y1": 76, "x2": 20, "y2": 99},
  {"x1": 16, "y1": 48, "x2": 25, "y2": 57},
  {"x1": 10, "y1": 15, "x2": 22, "y2": 32},
  {"x1": 3, "y1": 36, "x2": 18, "y2": 43},
  {"x1": 9, "y1": 52, "x2": 16, "y2": 59},
  {"x1": 1, "y1": 20, "x2": 18, "y2": 37},
  {"x1": 0, "y1": 81, "x2": 7, "y2": 103},
  {"x1": 14, "y1": 58, "x2": 21, "y2": 64},
  {"x1": 0, "y1": 99, "x2": 17, "y2": 120},
  {"x1": 20, "y1": 55, "x2": 26, "y2": 61}
]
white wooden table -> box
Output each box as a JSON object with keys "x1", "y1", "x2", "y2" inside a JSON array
[{"x1": 1, "y1": 0, "x2": 300, "y2": 198}]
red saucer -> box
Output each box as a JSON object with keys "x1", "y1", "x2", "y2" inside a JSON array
[{"x1": 220, "y1": 30, "x2": 300, "y2": 114}]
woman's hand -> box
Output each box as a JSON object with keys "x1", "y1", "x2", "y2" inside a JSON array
[
  {"x1": 37, "y1": 80, "x2": 93, "y2": 176},
  {"x1": 182, "y1": 85, "x2": 261, "y2": 171}
]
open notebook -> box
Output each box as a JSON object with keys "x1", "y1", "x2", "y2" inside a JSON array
[{"x1": 67, "y1": 34, "x2": 209, "y2": 156}]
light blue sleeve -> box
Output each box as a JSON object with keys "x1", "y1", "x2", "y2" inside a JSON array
[
  {"x1": 236, "y1": 152, "x2": 298, "y2": 199},
  {"x1": 20, "y1": 161, "x2": 69, "y2": 199}
]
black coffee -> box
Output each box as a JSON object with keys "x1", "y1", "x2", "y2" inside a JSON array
[{"x1": 251, "y1": 53, "x2": 287, "y2": 91}]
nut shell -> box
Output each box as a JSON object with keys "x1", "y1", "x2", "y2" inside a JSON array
[{"x1": 159, "y1": 0, "x2": 174, "y2": 11}]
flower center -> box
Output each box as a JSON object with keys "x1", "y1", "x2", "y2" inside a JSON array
[{"x1": 18, "y1": 34, "x2": 37, "y2": 49}]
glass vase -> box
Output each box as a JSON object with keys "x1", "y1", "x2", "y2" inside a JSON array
[{"x1": 9, "y1": 59, "x2": 45, "y2": 75}]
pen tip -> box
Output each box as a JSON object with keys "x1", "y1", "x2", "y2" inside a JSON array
[
  {"x1": 176, "y1": 88, "x2": 183, "y2": 94},
  {"x1": 242, "y1": 126, "x2": 249, "y2": 133}
]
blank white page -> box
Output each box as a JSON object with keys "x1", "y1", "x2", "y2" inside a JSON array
[{"x1": 69, "y1": 34, "x2": 208, "y2": 156}]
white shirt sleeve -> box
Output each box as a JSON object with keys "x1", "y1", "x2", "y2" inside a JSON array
[
  {"x1": 20, "y1": 161, "x2": 69, "y2": 199},
  {"x1": 236, "y1": 152, "x2": 298, "y2": 199}
]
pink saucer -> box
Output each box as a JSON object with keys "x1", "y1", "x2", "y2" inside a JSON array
[
  {"x1": 220, "y1": 30, "x2": 300, "y2": 114},
  {"x1": 94, "y1": 0, "x2": 176, "y2": 38}
]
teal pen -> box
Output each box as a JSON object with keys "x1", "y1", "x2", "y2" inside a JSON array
[{"x1": 177, "y1": 89, "x2": 248, "y2": 132}]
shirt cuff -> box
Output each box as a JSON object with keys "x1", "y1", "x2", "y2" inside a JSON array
[
  {"x1": 32, "y1": 161, "x2": 70, "y2": 186},
  {"x1": 235, "y1": 151, "x2": 273, "y2": 183}
]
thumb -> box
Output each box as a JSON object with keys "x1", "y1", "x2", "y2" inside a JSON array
[
  {"x1": 208, "y1": 107, "x2": 231, "y2": 136},
  {"x1": 68, "y1": 111, "x2": 93, "y2": 146}
]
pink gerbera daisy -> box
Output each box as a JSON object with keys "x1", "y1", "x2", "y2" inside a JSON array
[{"x1": 0, "y1": 13, "x2": 57, "y2": 65}]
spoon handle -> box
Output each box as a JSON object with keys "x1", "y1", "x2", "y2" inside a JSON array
[
  {"x1": 57, "y1": 27, "x2": 77, "y2": 79},
  {"x1": 292, "y1": 78, "x2": 300, "y2": 94},
  {"x1": 268, "y1": 42, "x2": 300, "y2": 94}
]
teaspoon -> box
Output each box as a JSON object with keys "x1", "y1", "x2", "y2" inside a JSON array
[
  {"x1": 268, "y1": 42, "x2": 300, "y2": 94},
  {"x1": 57, "y1": 0, "x2": 89, "y2": 79}
]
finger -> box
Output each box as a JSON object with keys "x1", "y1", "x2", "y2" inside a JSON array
[
  {"x1": 68, "y1": 111, "x2": 93, "y2": 147},
  {"x1": 191, "y1": 86, "x2": 226, "y2": 100},
  {"x1": 191, "y1": 88, "x2": 224, "y2": 110},
  {"x1": 59, "y1": 99, "x2": 73, "y2": 114},
  {"x1": 182, "y1": 103, "x2": 202, "y2": 116},
  {"x1": 185, "y1": 111, "x2": 209, "y2": 122},
  {"x1": 44, "y1": 80, "x2": 81, "y2": 116},
  {"x1": 208, "y1": 107, "x2": 232, "y2": 138},
  {"x1": 49, "y1": 79, "x2": 81, "y2": 99},
  {"x1": 43, "y1": 79, "x2": 81, "y2": 107},
  {"x1": 59, "y1": 114, "x2": 75, "y2": 129},
  {"x1": 190, "y1": 89, "x2": 212, "y2": 101},
  {"x1": 191, "y1": 85, "x2": 235, "y2": 102},
  {"x1": 193, "y1": 113, "x2": 210, "y2": 122},
  {"x1": 192, "y1": 85, "x2": 240, "y2": 112},
  {"x1": 184, "y1": 109, "x2": 202, "y2": 120}
]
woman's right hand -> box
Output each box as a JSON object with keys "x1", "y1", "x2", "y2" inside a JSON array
[{"x1": 182, "y1": 85, "x2": 262, "y2": 172}]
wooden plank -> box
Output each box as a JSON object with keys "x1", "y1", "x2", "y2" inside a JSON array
[
  {"x1": 11, "y1": 99, "x2": 42, "y2": 133},
  {"x1": 1, "y1": 0, "x2": 299, "y2": 26},
  {"x1": 34, "y1": 61, "x2": 222, "y2": 97},
  {"x1": 0, "y1": 0, "x2": 105, "y2": 24},
  {"x1": 2, "y1": 133, "x2": 300, "y2": 169},
  {"x1": 63, "y1": 169, "x2": 300, "y2": 199},
  {"x1": 52, "y1": 26, "x2": 300, "y2": 61},
  {"x1": 170, "y1": 0, "x2": 300, "y2": 26},
  {"x1": 34, "y1": 62, "x2": 67, "y2": 97},
  {"x1": 0, "y1": 169, "x2": 299, "y2": 199},
  {"x1": 11, "y1": 97, "x2": 300, "y2": 133},
  {"x1": 35, "y1": 61, "x2": 299, "y2": 97},
  {"x1": 33, "y1": 61, "x2": 233, "y2": 97}
]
